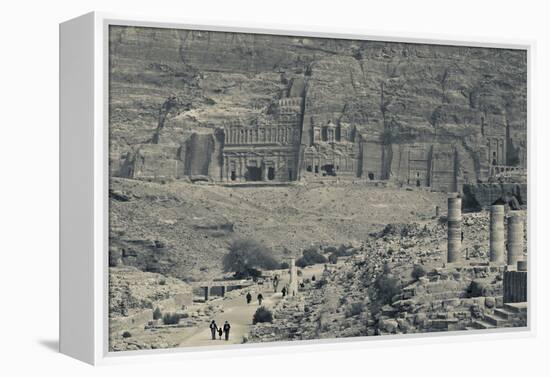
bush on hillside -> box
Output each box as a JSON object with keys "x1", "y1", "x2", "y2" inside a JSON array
[
  {"x1": 253, "y1": 307, "x2": 273, "y2": 324},
  {"x1": 162, "y1": 312, "x2": 181, "y2": 325},
  {"x1": 296, "y1": 247, "x2": 328, "y2": 267},
  {"x1": 223, "y1": 238, "x2": 279, "y2": 278},
  {"x1": 411, "y1": 265, "x2": 427, "y2": 281}
]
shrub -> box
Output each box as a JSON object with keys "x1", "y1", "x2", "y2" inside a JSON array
[
  {"x1": 162, "y1": 312, "x2": 181, "y2": 325},
  {"x1": 296, "y1": 247, "x2": 328, "y2": 267},
  {"x1": 467, "y1": 280, "x2": 486, "y2": 298},
  {"x1": 328, "y1": 252, "x2": 338, "y2": 264},
  {"x1": 253, "y1": 306, "x2": 273, "y2": 324},
  {"x1": 345, "y1": 302, "x2": 365, "y2": 318},
  {"x1": 303, "y1": 248, "x2": 328, "y2": 263},
  {"x1": 324, "y1": 246, "x2": 338, "y2": 254},
  {"x1": 295, "y1": 257, "x2": 308, "y2": 268},
  {"x1": 315, "y1": 277, "x2": 328, "y2": 289},
  {"x1": 373, "y1": 274, "x2": 401, "y2": 305},
  {"x1": 411, "y1": 265, "x2": 427, "y2": 280},
  {"x1": 122, "y1": 331, "x2": 132, "y2": 338},
  {"x1": 153, "y1": 307, "x2": 162, "y2": 320},
  {"x1": 158, "y1": 279, "x2": 166, "y2": 285},
  {"x1": 279, "y1": 261, "x2": 290, "y2": 269},
  {"x1": 223, "y1": 238, "x2": 279, "y2": 277}
]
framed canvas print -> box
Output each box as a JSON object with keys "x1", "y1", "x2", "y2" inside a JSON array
[{"x1": 60, "y1": 12, "x2": 532, "y2": 365}]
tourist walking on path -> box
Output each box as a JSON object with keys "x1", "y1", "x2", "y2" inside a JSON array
[
  {"x1": 223, "y1": 321, "x2": 231, "y2": 341},
  {"x1": 209, "y1": 320, "x2": 218, "y2": 340},
  {"x1": 218, "y1": 327, "x2": 223, "y2": 340},
  {"x1": 246, "y1": 292, "x2": 252, "y2": 304},
  {"x1": 257, "y1": 293, "x2": 264, "y2": 305},
  {"x1": 281, "y1": 286, "x2": 287, "y2": 297},
  {"x1": 273, "y1": 275, "x2": 279, "y2": 292}
]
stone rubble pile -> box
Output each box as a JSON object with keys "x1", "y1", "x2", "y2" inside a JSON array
[{"x1": 249, "y1": 211, "x2": 527, "y2": 343}]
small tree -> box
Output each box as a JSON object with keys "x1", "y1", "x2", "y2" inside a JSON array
[
  {"x1": 223, "y1": 239, "x2": 279, "y2": 278},
  {"x1": 411, "y1": 265, "x2": 427, "y2": 281},
  {"x1": 373, "y1": 273, "x2": 401, "y2": 305},
  {"x1": 153, "y1": 307, "x2": 162, "y2": 320},
  {"x1": 253, "y1": 306, "x2": 273, "y2": 324},
  {"x1": 324, "y1": 246, "x2": 338, "y2": 254},
  {"x1": 296, "y1": 247, "x2": 328, "y2": 267},
  {"x1": 345, "y1": 302, "x2": 365, "y2": 318},
  {"x1": 162, "y1": 313, "x2": 181, "y2": 325},
  {"x1": 315, "y1": 277, "x2": 328, "y2": 289}
]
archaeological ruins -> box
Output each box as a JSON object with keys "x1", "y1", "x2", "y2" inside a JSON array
[{"x1": 107, "y1": 26, "x2": 528, "y2": 352}]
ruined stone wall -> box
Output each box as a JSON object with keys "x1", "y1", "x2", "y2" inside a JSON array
[
  {"x1": 131, "y1": 144, "x2": 180, "y2": 180},
  {"x1": 462, "y1": 183, "x2": 527, "y2": 211}
]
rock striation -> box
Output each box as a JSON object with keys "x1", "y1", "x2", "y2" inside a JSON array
[{"x1": 108, "y1": 26, "x2": 527, "y2": 193}]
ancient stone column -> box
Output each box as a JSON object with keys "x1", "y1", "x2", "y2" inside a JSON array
[
  {"x1": 507, "y1": 211, "x2": 524, "y2": 267},
  {"x1": 489, "y1": 205, "x2": 505, "y2": 264},
  {"x1": 288, "y1": 257, "x2": 298, "y2": 297},
  {"x1": 447, "y1": 194, "x2": 462, "y2": 263}
]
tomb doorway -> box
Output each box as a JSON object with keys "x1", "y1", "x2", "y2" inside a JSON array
[
  {"x1": 246, "y1": 166, "x2": 262, "y2": 181},
  {"x1": 267, "y1": 167, "x2": 275, "y2": 180}
]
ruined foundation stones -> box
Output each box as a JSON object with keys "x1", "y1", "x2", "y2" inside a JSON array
[
  {"x1": 507, "y1": 212, "x2": 524, "y2": 267},
  {"x1": 489, "y1": 205, "x2": 505, "y2": 264},
  {"x1": 447, "y1": 194, "x2": 462, "y2": 263}
]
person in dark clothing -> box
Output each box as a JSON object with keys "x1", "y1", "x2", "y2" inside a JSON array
[
  {"x1": 218, "y1": 327, "x2": 223, "y2": 340},
  {"x1": 246, "y1": 292, "x2": 252, "y2": 304},
  {"x1": 281, "y1": 286, "x2": 287, "y2": 297},
  {"x1": 209, "y1": 320, "x2": 218, "y2": 340},
  {"x1": 461, "y1": 231, "x2": 464, "y2": 242},
  {"x1": 257, "y1": 293, "x2": 264, "y2": 305},
  {"x1": 223, "y1": 321, "x2": 231, "y2": 341}
]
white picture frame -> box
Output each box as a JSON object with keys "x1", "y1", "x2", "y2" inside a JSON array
[{"x1": 60, "y1": 11, "x2": 535, "y2": 365}]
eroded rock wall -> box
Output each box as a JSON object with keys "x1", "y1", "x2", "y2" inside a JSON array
[{"x1": 109, "y1": 26, "x2": 527, "y2": 187}]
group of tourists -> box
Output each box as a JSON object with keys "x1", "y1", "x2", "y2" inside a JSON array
[
  {"x1": 245, "y1": 291, "x2": 264, "y2": 305},
  {"x1": 209, "y1": 320, "x2": 231, "y2": 341}
]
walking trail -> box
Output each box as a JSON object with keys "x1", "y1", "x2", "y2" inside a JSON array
[{"x1": 178, "y1": 263, "x2": 327, "y2": 347}]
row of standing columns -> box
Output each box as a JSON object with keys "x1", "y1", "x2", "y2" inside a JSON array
[{"x1": 446, "y1": 195, "x2": 525, "y2": 267}]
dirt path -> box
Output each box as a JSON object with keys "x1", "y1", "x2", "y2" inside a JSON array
[
  {"x1": 178, "y1": 287, "x2": 283, "y2": 347},
  {"x1": 177, "y1": 261, "x2": 340, "y2": 347}
]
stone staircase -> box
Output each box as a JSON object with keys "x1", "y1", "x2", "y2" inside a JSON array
[{"x1": 470, "y1": 302, "x2": 527, "y2": 330}]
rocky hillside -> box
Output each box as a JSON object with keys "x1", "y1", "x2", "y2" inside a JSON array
[
  {"x1": 109, "y1": 178, "x2": 447, "y2": 280},
  {"x1": 109, "y1": 26, "x2": 527, "y2": 162},
  {"x1": 249, "y1": 212, "x2": 527, "y2": 342}
]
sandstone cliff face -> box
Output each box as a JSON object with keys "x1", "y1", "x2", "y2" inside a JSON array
[{"x1": 109, "y1": 25, "x2": 526, "y2": 186}]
